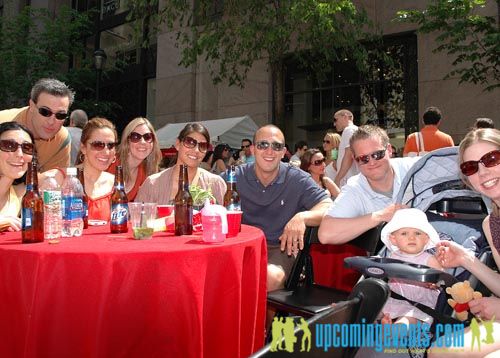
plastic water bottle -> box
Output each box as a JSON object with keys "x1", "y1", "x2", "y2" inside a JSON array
[
  {"x1": 61, "y1": 167, "x2": 84, "y2": 237},
  {"x1": 41, "y1": 171, "x2": 62, "y2": 239}
]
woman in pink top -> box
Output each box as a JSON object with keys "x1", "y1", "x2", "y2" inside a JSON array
[{"x1": 136, "y1": 123, "x2": 226, "y2": 205}]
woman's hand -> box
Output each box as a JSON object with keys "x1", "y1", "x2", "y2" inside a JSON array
[
  {"x1": 436, "y1": 240, "x2": 475, "y2": 268},
  {"x1": 0, "y1": 215, "x2": 22, "y2": 232},
  {"x1": 469, "y1": 297, "x2": 500, "y2": 321}
]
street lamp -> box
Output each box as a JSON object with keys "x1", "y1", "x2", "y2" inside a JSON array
[{"x1": 93, "y1": 48, "x2": 107, "y2": 101}]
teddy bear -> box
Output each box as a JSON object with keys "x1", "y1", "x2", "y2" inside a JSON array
[{"x1": 446, "y1": 280, "x2": 483, "y2": 321}]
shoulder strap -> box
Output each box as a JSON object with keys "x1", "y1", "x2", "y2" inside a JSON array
[{"x1": 417, "y1": 132, "x2": 425, "y2": 153}]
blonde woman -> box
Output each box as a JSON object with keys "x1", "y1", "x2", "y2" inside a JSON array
[
  {"x1": 108, "y1": 117, "x2": 162, "y2": 201},
  {"x1": 322, "y1": 131, "x2": 341, "y2": 180}
]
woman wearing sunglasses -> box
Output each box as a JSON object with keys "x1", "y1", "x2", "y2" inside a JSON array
[
  {"x1": 211, "y1": 143, "x2": 231, "y2": 174},
  {"x1": 433, "y1": 128, "x2": 500, "y2": 356},
  {"x1": 0, "y1": 122, "x2": 35, "y2": 231},
  {"x1": 136, "y1": 123, "x2": 226, "y2": 205},
  {"x1": 300, "y1": 149, "x2": 340, "y2": 198},
  {"x1": 71, "y1": 117, "x2": 118, "y2": 222},
  {"x1": 107, "y1": 117, "x2": 161, "y2": 201}
]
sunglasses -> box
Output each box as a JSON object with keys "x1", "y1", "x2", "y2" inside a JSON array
[
  {"x1": 241, "y1": 144, "x2": 251, "y2": 149},
  {"x1": 182, "y1": 136, "x2": 209, "y2": 153},
  {"x1": 37, "y1": 106, "x2": 68, "y2": 121},
  {"x1": 460, "y1": 149, "x2": 500, "y2": 176},
  {"x1": 354, "y1": 149, "x2": 386, "y2": 165},
  {"x1": 255, "y1": 141, "x2": 285, "y2": 152},
  {"x1": 312, "y1": 158, "x2": 326, "y2": 166},
  {"x1": 129, "y1": 132, "x2": 154, "y2": 143},
  {"x1": 0, "y1": 139, "x2": 34, "y2": 155},
  {"x1": 89, "y1": 141, "x2": 117, "y2": 151},
  {"x1": 323, "y1": 140, "x2": 331, "y2": 144}
]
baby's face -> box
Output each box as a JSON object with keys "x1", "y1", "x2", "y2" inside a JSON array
[{"x1": 389, "y1": 228, "x2": 430, "y2": 254}]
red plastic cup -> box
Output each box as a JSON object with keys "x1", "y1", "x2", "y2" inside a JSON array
[
  {"x1": 226, "y1": 211, "x2": 242, "y2": 238},
  {"x1": 157, "y1": 205, "x2": 174, "y2": 218}
]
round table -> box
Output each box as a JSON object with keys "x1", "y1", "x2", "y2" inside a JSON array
[{"x1": 0, "y1": 224, "x2": 267, "y2": 357}]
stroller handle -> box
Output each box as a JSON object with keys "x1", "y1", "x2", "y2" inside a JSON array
[{"x1": 344, "y1": 256, "x2": 458, "y2": 287}]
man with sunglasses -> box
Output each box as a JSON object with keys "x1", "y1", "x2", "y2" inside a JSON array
[
  {"x1": 319, "y1": 125, "x2": 419, "y2": 245},
  {"x1": 0, "y1": 78, "x2": 74, "y2": 171},
  {"x1": 225, "y1": 125, "x2": 332, "y2": 292},
  {"x1": 333, "y1": 109, "x2": 359, "y2": 188}
]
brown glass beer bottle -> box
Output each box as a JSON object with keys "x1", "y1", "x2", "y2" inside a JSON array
[
  {"x1": 77, "y1": 168, "x2": 89, "y2": 229},
  {"x1": 223, "y1": 165, "x2": 241, "y2": 211},
  {"x1": 22, "y1": 161, "x2": 44, "y2": 243},
  {"x1": 110, "y1": 165, "x2": 129, "y2": 233},
  {"x1": 175, "y1": 164, "x2": 193, "y2": 235}
]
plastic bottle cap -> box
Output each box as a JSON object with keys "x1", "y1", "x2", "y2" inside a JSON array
[
  {"x1": 201, "y1": 198, "x2": 228, "y2": 234},
  {"x1": 66, "y1": 167, "x2": 77, "y2": 175}
]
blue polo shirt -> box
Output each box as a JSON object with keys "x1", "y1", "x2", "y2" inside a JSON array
[{"x1": 225, "y1": 162, "x2": 329, "y2": 244}]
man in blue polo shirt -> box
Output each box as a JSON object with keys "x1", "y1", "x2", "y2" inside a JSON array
[{"x1": 230, "y1": 124, "x2": 332, "y2": 292}]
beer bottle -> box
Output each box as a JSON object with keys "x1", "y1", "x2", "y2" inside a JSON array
[
  {"x1": 77, "y1": 168, "x2": 89, "y2": 229},
  {"x1": 22, "y1": 161, "x2": 44, "y2": 243},
  {"x1": 110, "y1": 165, "x2": 129, "y2": 233},
  {"x1": 174, "y1": 164, "x2": 193, "y2": 235},
  {"x1": 224, "y1": 165, "x2": 241, "y2": 211}
]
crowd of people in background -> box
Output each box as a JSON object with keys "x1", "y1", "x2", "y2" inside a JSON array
[{"x1": 0, "y1": 77, "x2": 498, "y2": 355}]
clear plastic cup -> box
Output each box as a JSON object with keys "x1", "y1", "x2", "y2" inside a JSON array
[{"x1": 129, "y1": 202, "x2": 157, "y2": 239}]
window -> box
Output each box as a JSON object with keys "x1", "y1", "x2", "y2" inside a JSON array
[{"x1": 282, "y1": 34, "x2": 418, "y2": 154}]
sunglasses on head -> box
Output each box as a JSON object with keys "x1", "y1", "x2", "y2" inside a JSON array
[
  {"x1": 354, "y1": 149, "x2": 386, "y2": 165},
  {"x1": 89, "y1": 141, "x2": 117, "y2": 151},
  {"x1": 255, "y1": 141, "x2": 285, "y2": 152},
  {"x1": 37, "y1": 106, "x2": 68, "y2": 121},
  {"x1": 460, "y1": 149, "x2": 500, "y2": 176},
  {"x1": 182, "y1": 136, "x2": 209, "y2": 153},
  {"x1": 129, "y1": 132, "x2": 154, "y2": 143},
  {"x1": 0, "y1": 139, "x2": 34, "y2": 155},
  {"x1": 312, "y1": 158, "x2": 326, "y2": 166}
]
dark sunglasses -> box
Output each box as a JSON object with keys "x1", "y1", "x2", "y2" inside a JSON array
[
  {"x1": 460, "y1": 149, "x2": 500, "y2": 176},
  {"x1": 89, "y1": 141, "x2": 117, "y2": 151},
  {"x1": 37, "y1": 106, "x2": 68, "y2": 121},
  {"x1": 323, "y1": 140, "x2": 331, "y2": 144},
  {"x1": 354, "y1": 149, "x2": 386, "y2": 165},
  {"x1": 129, "y1": 132, "x2": 154, "y2": 143},
  {"x1": 255, "y1": 141, "x2": 285, "y2": 152},
  {"x1": 182, "y1": 136, "x2": 209, "y2": 153},
  {"x1": 0, "y1": 139, "x2": 34, "y2": 155},
  {"x1": 241, "y1": 144, "x2": 251, "y2": 149},
  {"x1": 312, "y1": 158, "x2": 326, "y2": 166}
]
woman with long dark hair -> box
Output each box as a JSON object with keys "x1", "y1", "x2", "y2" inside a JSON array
[
  {"x1": 136, "y1": 123, "x2": 226, "y2": 204},
  {"x1": 0, "y1": 122, "x2": 35, "y2": 231},
  {"x1": 300, "y1": 148, "x2": 340, "y2": 198}
]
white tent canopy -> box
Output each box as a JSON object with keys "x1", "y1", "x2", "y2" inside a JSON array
[{"x1": 156, "y1": 115, "x2": 258, "y2": 149}]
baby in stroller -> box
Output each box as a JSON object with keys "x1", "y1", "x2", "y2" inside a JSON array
[{"x1": 380, "y1": 208, "x2": 442, "y2": 326}]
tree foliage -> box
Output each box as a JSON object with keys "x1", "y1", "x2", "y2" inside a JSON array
[
  {"x1": 127, "y1": 0, "x2": 379, "y2": 120},
  {"x1": 396, "y1": 0, "x2": 500, "y2": 91}
]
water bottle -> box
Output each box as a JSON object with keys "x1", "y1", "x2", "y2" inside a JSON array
[
  {"x1": 41, "y1": 171, "x2": 62, "y2": 239},
  {"x1": 61, "y1": 167, "x2": 84, "y2": 237}
]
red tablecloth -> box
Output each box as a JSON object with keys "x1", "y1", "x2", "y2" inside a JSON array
[{"x1": 0, "y1": 224, "x2": 267, "y2": 358}]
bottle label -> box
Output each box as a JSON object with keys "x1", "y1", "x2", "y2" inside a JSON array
[
  {"x1": 62, "y1": 196, "x2": 84, "y2": 220},
  {"x1": 227, "y1": 171, "x2": 237, "y2": 183},
  {"x1": 226, "y1": 203, "x2": 241, "y2": 211},
  {"x1": 111, "y1": 203, "x2": 128, "y2": 225},
  {"x1": 43, "y1": 190, "x2": 61, "y2": 205},
  {"x1": 22, "y1": 208, "x2": 33, "y2": 229}
]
